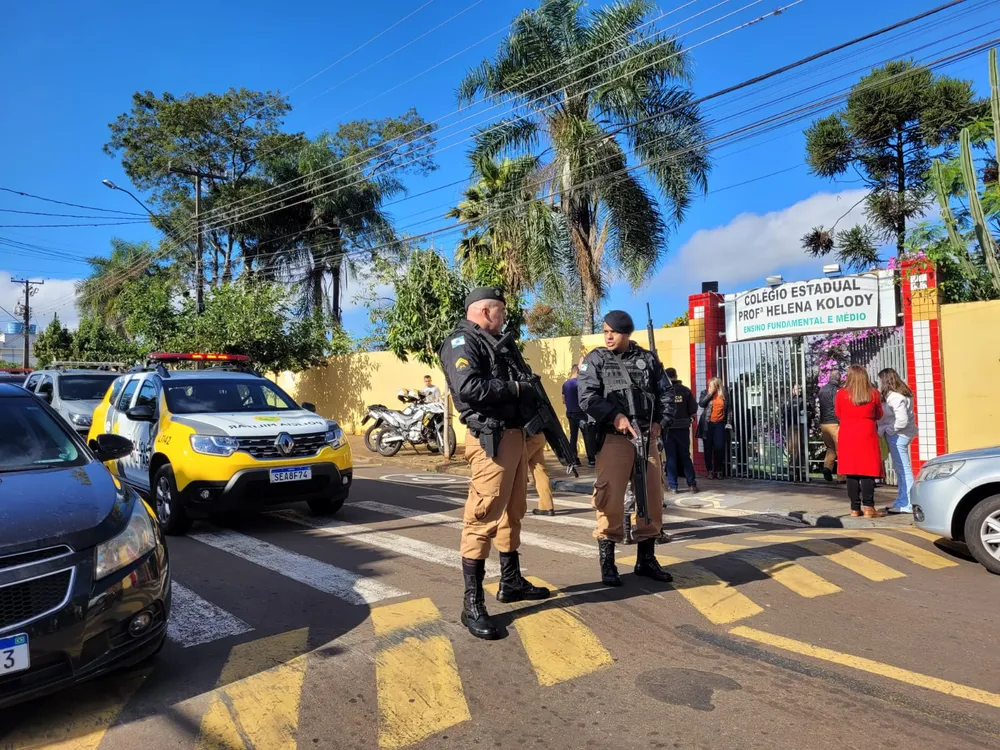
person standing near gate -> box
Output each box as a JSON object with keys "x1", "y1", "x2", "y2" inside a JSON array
[
  {"x1": 664, "y1": 367, "x2": 699, "y2": 494},
  {"x1": 818, "y1": 370, "x2": 842, "y2": 482},
  {"x1": 579, "y1": 310, "x2": 675, "y2": 586},
  {"x1": 439, "y1": 287, "x2": 550, "y2": 640},
  {"x1": 697, "y1": 378, "x2": 732, "y2": 479},
  {"x1": 784, "y1": 384, "x2": 807, "y2": 477},
  {"x1": 877, "y1": 368, "x2": 917, "y2": 514},
  {"x1": 836, "y1": 365, "x2": 886, "y2": 519}
]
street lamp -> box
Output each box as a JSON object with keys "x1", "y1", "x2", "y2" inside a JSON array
[{"x1": 101, "y1": 179, "x2": 156, "y2": 218}]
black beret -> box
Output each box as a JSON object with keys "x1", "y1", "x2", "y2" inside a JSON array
[
  {"x1": 465, "y1": 286, "x2": 506, "y2": 309},
  {"x1": 604, "y1": 310, "x2": 634, "y2": 334}
]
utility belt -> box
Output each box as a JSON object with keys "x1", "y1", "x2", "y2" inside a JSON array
[
  {"x1": 467, "y1": 417, "x2": 509, "y2": 458},
  {"x1": 595, "y1": 419, "x2": 654, "y2": 453}
]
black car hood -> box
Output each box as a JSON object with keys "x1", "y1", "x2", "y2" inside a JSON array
[{"x1": 0, "y1": 462, "x2": 134, "y2": 554}]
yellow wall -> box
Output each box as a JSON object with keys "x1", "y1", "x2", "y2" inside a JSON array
[
  {"x1": 274, "y1": 326, "x2": 691, "y2": 442},
  {"x1": 940, "y1": 299, "x2": 1000, "y2": 452}
]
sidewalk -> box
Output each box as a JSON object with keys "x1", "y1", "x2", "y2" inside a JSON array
[{"x1": 347, "y1": 435, "x2": 912, "y2": 529}]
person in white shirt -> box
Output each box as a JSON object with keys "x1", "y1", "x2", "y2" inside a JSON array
[
  {"x1": 420, "y1": 374, "x2": 442, "y2": 403},
  {"x1": 877, "y1": 368, "x2": 917, "y2": 514}
]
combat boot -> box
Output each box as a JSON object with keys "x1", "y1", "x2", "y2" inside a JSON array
[
  {"x1": 461, "y1": 558, "x2": 499, "y2": 640},
  {"x1": 598, "y1": 538, "x2": 622, "y2": 587},
  {"x1": 622, "y1": 514, "x2": 634, "y2": 545},
  {"x1": 633, "y1": 539, "x2": 673, "y2": 582},
  {"x1": 496, "y1": 551, "x2": 550, "y2": 602}
]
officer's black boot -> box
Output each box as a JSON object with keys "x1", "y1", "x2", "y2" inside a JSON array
[
  {"x1": 461, "y1": 558, "x2": 499, "y2": 640},
  {"x1": 496, "y1": 551, "x2": 550, "y2": 602},
  {"x1": 598, "y1": 538, "x2": 622, "y2": 587},
  {"x1": 622, "y1": 514, "x2": 634, "y2": 545},
  {"x1": 633, "y1": 539, "x2": 673, "y2": 582}
]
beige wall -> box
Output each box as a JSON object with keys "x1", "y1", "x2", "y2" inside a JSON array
[
  {"x1": 274, "y1": 326, "x2": 691, "y2": 442},
  {"x1": 940, "y1": 299, "x2": 1000, "y2": 452}
]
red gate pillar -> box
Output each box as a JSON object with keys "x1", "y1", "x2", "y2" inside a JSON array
[
  {"x1": 688, "y1": 291, "x2": 726, "y2": 476},
  {"x1": 901, "y1": 258, "x2": 948, "y2": 472}
]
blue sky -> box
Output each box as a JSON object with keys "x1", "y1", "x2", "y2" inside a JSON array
[{"x1": 1, "y1": 0, "x2": 994, "y2": 338}]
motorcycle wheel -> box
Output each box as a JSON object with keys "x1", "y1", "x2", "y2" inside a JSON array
[
  {"x1": 436, "y1": 424, "x2": 457, "y2": 456},
  {"x1": 364, "y1": 423, "x2": 383, "y2": 452},
  {"x1": 376, "y1": 430, "x2": 403, "y2": 457}
]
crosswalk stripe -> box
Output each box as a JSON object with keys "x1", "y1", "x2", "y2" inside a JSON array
[
  {"x1": 689, "y1": 542, "x2": 842, "y2": 598},
  {"x1": 357, "y1": 500, "x2": 596, "y2": 558},
  {"x1": 484, "y1": 577, "x2": 613, "y2": 686},
  {"x1": 269, "y1": 509, "x2": 500, "y2": 577},
  {"x1": 803, "y1": 529, "x2": 959, "y2": 569},
  {"x1": 168, "y1": 582, "x2": 254, "y2": 648},
  {"x1": 196, "y1": 628, "x2": 310, "y2": 750},
  {"x1": 0, "y1": 669, "x2": 151, "y2": 750},
  {"x1": 618, "y1": 553, "x2": 763, "y2": 624},
  {"x1": 370, "y1": 599, "x2": 471, "y2": 749},
  {"x1": 190, "y1": 528, "x2": 407, "y2": 605},
  {"x1": 890, "y1": 527, "x2": 946, "y2": 543},
  {"x1": 420, "y1": 493, "x2": 594, "y2": 529},
  {"x1": 747, "y1": 534, "x2": 906, "y2": 582},
  {"x1": 553, "y1": 496, "x2": 762, "y2": 532}
]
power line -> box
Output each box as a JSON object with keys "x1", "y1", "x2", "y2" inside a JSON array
[
  {"x1": 0, "y1": 186, "x2": 146, "y2": 216},
  {"x1": 0, "y1": 207, "x2": 153, "y2": 220},
  {"x1": 0, "y1": 220, "x2": 150, "y2": 228}
]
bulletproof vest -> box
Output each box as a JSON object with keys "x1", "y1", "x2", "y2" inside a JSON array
[
  {"x1": 447, "y1": 321, "x2": 522, "y2": 428},
  {"x1": 599, "y1": 349, "x2": 655, "y2": 422}
]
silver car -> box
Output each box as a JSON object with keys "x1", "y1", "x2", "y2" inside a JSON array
[
  {"x1": 912, "y1": 446, "x2": 1000, "y2": 574},
  {"x1": 22, "y1": 367, "x2": 121, "y2": 436}
]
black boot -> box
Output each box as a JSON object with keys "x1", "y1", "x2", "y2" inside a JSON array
[
  {"x1": 598, "y1": 538, "x2": 622, "y2": 587},
  {"x1": 496, "y1": 551, "x2": 550, "y2": 602},
  {"x1": 461, "y1": 558, "x2": 499, "y2": 640},
  {"x1": 633, "y1": 539, "x2": 673, "y2": 582},
  {"x1": 622, "y1": 514, "x2": 634, "y2": 545}
]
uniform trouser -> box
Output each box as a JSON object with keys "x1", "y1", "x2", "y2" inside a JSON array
[
  {"x1": 820, "y1": 423, "x2": 839, "y2": 472},
  {"x1": 461, "y1": 429, "x2": 527, "y2": 560},
  {"x1": 592, "y1": 433, "x2": 663, "y2": 543},
  {"x1": 525, "y1": 432, "x2": 554, "y2": 512}
]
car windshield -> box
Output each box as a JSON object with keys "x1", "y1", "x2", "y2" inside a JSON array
[
  {"x1": 59, "y1": 374, "x2": 118, "y2": 401},
  {"x1": 163, "y1": 379, "x2": 299, "y2": 414},
  {"x1": 0, "y1": 397, "x2": 85, "y2": 472}
]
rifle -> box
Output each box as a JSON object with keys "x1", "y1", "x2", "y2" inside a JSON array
[
  {"x1": 604, "y1": 356, "x2": 653, "y2": 525},
  {"x1": 494, "y1": 332, "x2": 580, "y2": 477},
  {"x1": 646, "y1": 303, "x2": 668, "y2": 468}
]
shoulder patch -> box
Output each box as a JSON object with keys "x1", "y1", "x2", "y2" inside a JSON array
[
  {"x1": 451, "y1": 335, "x2": 466, "y2": 348},
  {"x1": 579, "y1": 363, "x2": 589, "y2": 372},
  {"x1": 455, "y1": 357, "x2": 469, "y2": 370}
]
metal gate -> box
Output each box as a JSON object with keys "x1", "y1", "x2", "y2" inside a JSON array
[{"x1": 717, "y1": 327, "x2": 907, "y2": 484}]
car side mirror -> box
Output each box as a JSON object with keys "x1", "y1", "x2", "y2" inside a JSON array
[
  {"x1": 38, "y1": 390, "x2": 52, "y2": 403},
  {"x1": 125, "y1": 404, "x2": 155, "y2": 422},
  {"x1": 91, "y1": 433, "x2": 133, "y2": 462},
  {"x1": 302, "y1": 402, "x2": 317, "y2": 413}
]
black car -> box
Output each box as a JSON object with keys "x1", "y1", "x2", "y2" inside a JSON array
[{"x1": 0, "y1": 383, "x2": 170, "y2": 708}]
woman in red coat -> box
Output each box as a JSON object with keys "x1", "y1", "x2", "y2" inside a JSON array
[{"x1": 835, "y1": 365, "x2": 886, "y2": 518}]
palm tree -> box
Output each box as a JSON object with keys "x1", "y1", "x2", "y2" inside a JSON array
[
  {"x1": 75, "y1": 239, "x2": 159, "y2": 332},
  {"x1": 458, "y1": 0, "x2": 710, "y2": 329}
]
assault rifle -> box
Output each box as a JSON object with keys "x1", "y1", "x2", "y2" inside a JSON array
[
  {"x1": 604, "y1": 356, "x2": 653, "y2": 525},
  {"x1": 494, "y1": 332, "x2": 580, "y2": 477}
]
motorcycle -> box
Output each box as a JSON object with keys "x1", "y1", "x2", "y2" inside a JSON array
[{"x1": 361, "y1": 389, "x2": 457, "y2": 457}]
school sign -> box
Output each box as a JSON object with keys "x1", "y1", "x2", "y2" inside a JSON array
[{"x1": 723, "y1": 270, "x2": 898, "y2": 342}]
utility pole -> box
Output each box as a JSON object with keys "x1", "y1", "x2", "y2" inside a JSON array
[
  {"x1": 11, "y1": 278, "x2": 43, "y2": 368},
  {"x1": 167, "y1": 163, "x2": 228, "y2": 314}
]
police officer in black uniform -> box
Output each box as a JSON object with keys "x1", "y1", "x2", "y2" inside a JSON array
[
  {"x1": 439, "y1": 287, "x2": 549, "y2": 640},
  {"x1": 579, "y1": 310, "x2": 675, "y2": 586}
]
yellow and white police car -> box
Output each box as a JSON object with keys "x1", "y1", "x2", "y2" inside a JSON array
[{"x1": 88, "y1": 353, "x2": 352, "y2": 535}]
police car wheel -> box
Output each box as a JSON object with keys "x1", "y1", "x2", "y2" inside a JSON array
[
  {"x1": 307, "y1": 493, "x2": 346, "y2": 516},
  {"x1": 154, "y1": 465, "x2": 192, "y2": 536}
]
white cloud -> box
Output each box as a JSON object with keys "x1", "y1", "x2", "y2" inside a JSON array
[
  {"x1": 654, "y1": 189, "x2": 871, "y2": 290},
  {"x1": 0, "y1": 274, "x2": 81, "y2": 331},
  {"x1": 340, "y1": 262, "x2": 392, "y2": 312}
]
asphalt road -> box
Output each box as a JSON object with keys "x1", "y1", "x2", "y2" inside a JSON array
[{"x1": 1, "y1": 464, "x2": 998, "y2": 749}]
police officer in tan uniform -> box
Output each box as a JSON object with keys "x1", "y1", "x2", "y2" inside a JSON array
[
  {"x1": 579, "y1": 310, "x2": 675, "y2": 586},
  {"x1": 439, "y1": 287, "x2": 549, "y2": 640}
]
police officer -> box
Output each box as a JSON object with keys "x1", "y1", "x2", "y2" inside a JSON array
[
  {"x1": 439, "y1": 287, "x2": 549, "y2": 640},
  {"x1": 579, "y1": 310, "x2": 675, "y2": 586}
]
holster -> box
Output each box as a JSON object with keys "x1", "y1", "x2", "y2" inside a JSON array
[{"x1": 469, "y1": 418, "x2": 504, "y2": 458}]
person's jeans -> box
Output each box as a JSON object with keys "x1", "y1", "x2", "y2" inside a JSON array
[
  {"x1": 887, "y1": 433, "x2": 914, "y2": 512},
  {"x1": 846, "y1": 475, "x2": 876, "y2": 511},
  {"x1": 665, "y1": 429, "x2": 697, "y2": 490},
  {"x1": 567, "y1": 411, "x2": 585, "y2": 462},
  {"x1": 703, "y1": 421, "x2": 728, "y2": 474}
]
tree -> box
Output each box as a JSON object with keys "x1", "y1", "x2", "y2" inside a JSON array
[
  {"x1": 458, "y1": 0, "x2": 709, "y2": 330},
  {"x1": 75, "y1": 239, "x2": 162, "y2": 332},
  {"x1": 802, "y1": 60, "x2": 983, "y2": 267},
  {"x1": 663, "y1": 311, "x2": 689, "y2": 328},
  {"x1": 72, "y1": 317, "x2": 140, "y2": 364},
  {"x1": 32, "y1": 315, "x2": 74, "y2": 367}
]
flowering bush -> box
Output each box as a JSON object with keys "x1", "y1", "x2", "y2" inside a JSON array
[{"x1": 808, "y1": 329, "x2": 881, "y2": 386}]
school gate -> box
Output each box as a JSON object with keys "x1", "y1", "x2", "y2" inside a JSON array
[{"x1": 687, "y1": 259, "x2": 948, "y2": 484}]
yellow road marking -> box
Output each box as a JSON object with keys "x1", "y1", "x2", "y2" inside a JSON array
[
  {"x1": 748, "y1": 534, "x2": 905, "y2": 582},
  {"x1": 804, "y1": 529, "x2": 959, "y2": 569},
  {"x1": 485, "y1": 577, "x2": 613, "y2": 687},
  {"x1": 196, "y1": 628, "x2": 310, "y2": 750},
  {"x1": 370, "y1": 598, "x2": 470, "y2": 749},
  {"x1": 1, "y1": 668, "x2": 151, "y2": 749},
  {"x1": 891, "y1": 527, "x2": 947, "y2": 543},
  {"x1": 619, "y1": 554, "x2": 763, "y2": 625},
  {"x1": 689, "y1": 542, "x2": 841, "y2": 598},
  {"x1": 731, "y1": 626, "x2": 1000, "y2": 708}
]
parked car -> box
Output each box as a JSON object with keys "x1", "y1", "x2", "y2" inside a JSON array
[
  {"x1": 912, "y1": 446, "x2": 1000, "y2": 574},
  {"x1": 0, "y1": 368, "x2": 31, "y2": 386},
  {"x1": 0, "y1": 382, "x2": 169, "y2": 708},
  {"x1": 23, "y1": 364, "x2": 122, "y2": 436}
]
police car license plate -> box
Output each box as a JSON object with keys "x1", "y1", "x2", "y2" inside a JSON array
[
  {"x1": 0, "y1": 633, "x2": 29, "y2": 676},
  {"x1": 269, "y1": 467, "x2": 312, "y2": 484}
]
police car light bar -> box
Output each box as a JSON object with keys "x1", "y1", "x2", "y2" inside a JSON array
[{"x1": 148, "y1": 352, "x2": 251, "y2": 362}]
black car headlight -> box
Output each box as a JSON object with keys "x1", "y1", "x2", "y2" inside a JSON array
[
  {"x1": 325, "y1": 421, "x2": 346, "y2": 449},
  {"x1": 95, "y1": 503, "x2": 157, "y2": 580},
  {"x1": 70, "y1": 412, "x2": 92, "y2": 427}
]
